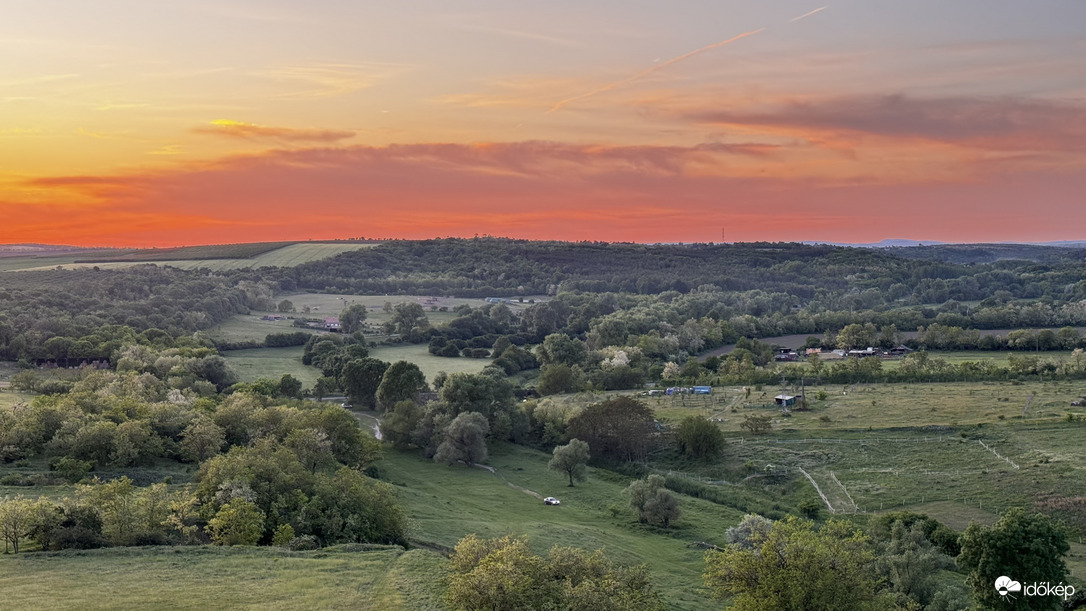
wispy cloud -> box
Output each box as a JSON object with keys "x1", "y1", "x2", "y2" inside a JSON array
[
  {"x1": 193, "y1": 119, "x2": 355, "y2": 143},
  {"x1": 548, "y1": 29, "x2": 764, "y2": 113},
  {"x1": 689, "y1": 94, "x2": 1086, "y2": 152},
  {"x1": 451, "y1": 24, "x2": 582, "y2": 48},
  {"x1": 256, "y1": 62, "x2": 408, "y2": 99}
]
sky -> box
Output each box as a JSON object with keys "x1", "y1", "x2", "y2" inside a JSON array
[{"x1": 1, "y1": 0, "x2": 1085, "y2": 247}]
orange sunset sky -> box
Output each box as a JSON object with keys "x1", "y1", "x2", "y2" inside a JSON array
[{"x1": 2, "y1": 1, "x2": 1085, "y2": 247}]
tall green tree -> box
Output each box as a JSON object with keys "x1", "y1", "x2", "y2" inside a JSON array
[
  {"x1": 434, "y1": 412, "x2": 489, "y2": 467},
  {"x1": 385, "y1": 302, "x2": 429, "y2": 335},
  {"x1": 376, "y1": 361, "x2": 427, "y2": 411},
  {"x1": 549, "y1": 439, "x2": 590, "y2": 487},
  {"x1": 566, "y1": 396, "x2": 655, "y2": 463},
  {"x1": 958, "y1": 508, "x2": 1070, "y2": 611},
  {"x1": 340, "y1": 358, "x2": 389, "y2": 409},
  {"x1": 0, "y1": 496, "x2": 35, "y2": 553},
  {"x1": 339, "y1": 303, "x2": 368, "y2": 335}
]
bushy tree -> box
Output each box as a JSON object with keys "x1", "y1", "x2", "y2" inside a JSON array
[
  {"x1": 566, "y1": 396, "x2": 655, "y2": 463},
  {"x1": 278, "y1": 374, "x2": 303, "y2": 399},
  {"x1": 445, "y1": 534, "x2": 665, "y2": 611},
  {"x1": 208, "y1": 498, "x2": 265, "y2": 546},
  {"x1": 626, "y1": 474, "x2": 680, "y2": 527},
  {"x1": 740, "y1": 414, "x2": 773, "y2": 435},
  {"x1": 298, "y1": 468, "x2": 407, "y2": 546},
  {"x1": 434, "y1": 412, "x2": 489, "y2": 467},
  {"x1": 674, "y1": 415, "x2": 725, "y2": 460},
  {"x1": 339, "y1": 303, "x2": 368, "y2": 335},
  {"x1": 537, "y1": 363, "x2": 580, "y2": 395},
  {"x1": 549, "y1": 439, "x2": 590, "y2": 487},
  {"x1": 376, "y1": 361, "x2": 427, "y2": 411},
  {"x1": 385, "y1": 302, "x2": 429, "y2": 335},
  {"x1": 958, "y1": 508, "x2": 1069, "y2": 611},
  {"x1": 705, "y1": 516, "x2": 894, "y2": 610},
  {"x1": 876, "y1": 521, "x2": 955, "y2": 608},
  {"x1": 340, "y1": 358, "x2": 389, "y2": 409}
]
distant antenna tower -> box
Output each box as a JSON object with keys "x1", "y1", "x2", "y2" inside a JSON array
[{"x1": 721, "y1": 227, "x2": 726, "y2": 243}]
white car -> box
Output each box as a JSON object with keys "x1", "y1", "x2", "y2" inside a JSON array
[{"x1": 543, "y1": 497, "x2": 560, "y2": 506}]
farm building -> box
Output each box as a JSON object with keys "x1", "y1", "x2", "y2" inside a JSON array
[
  {"x1": 323, "y1": 317, "x2": 341, "y2": 331},
  {"x1": 692, "y1": 386, "x2": 712, "y2": 395},
  {"x1": 774, "y1": 394, "x2": 797, "y2": 407}
]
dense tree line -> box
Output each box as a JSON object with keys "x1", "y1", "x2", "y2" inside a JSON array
[
  {"x1": 0, "y1": 266, "x2": 277, "y2": 362},
  {"x1": 275, "y1": 238, "x2": 1086, "y2": 306}
]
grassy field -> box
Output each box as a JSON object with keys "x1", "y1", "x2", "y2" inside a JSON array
[
  {"x1": 382, "y1": 443, "x2": 743, "y2": 610},
  {"x1": 207, "y1": 316, "x2": 325, "y2": 345},
  {"x1": 367, "y1": 344, "x2": 490, "y2": 382},
  {"x1": 631, "y1": 380, "x2": 1086, "y2": 544},
  {"x1": 644, "y1": 379, "x2": 1086, "y2": 432},
  {"x1": 0, "y1": 545, "x2": 445, "y2": 610},
  {"x1": 77, "y1": 242, "x2": 296, "y2": 261},
  {"x1": 8, "y1": 243, "x2": 378, "y2": 272},
  {"x1": 222, "y1": 347, "x2": 323, "y2": 387}
]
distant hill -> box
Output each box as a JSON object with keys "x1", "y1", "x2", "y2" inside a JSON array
[
  {"x1": 0, "y1": 243, "x2": 96, "y2": 257},
  {"x1": 803, "y1": 239, "x2": 946, "y2": 248},
  {"x1": 882, "y1": 243, "x2": 1086, "y2": 264}
]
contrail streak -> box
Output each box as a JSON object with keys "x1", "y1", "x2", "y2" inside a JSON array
[
  {"x1": 547, "y1": 28, "x2": 764, "y2": 113},
  {"x1": 789, "y1": 6, "x2": 828, "y2": 23}
]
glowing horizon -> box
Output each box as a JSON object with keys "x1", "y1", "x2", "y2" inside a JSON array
[{"x1": 2, "y1": 1, "x2": 1085, "y2": 247}]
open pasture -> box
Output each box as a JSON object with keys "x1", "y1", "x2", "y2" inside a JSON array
[
  {"x1": 366, "y1": 344, "x2": 490, "y2": 382},
  {"x1": 629, "y1": 379, "x2": 1086, "y2": 539},
  {"x1": 222, "y1": 347, "x2": 323, "y2": 387},
  {"x1": 0, "y1": 545, "x2": 445, "y2": 611},
  {"x1": 11, "y1": 243, "x2": 377, "y2": 272},
  {"x1": 206, "y1": 315, "x2": 324, "y2": 345},
  {"x1": 646, "y1": 379, "x2": 1086, "y2": 432}
]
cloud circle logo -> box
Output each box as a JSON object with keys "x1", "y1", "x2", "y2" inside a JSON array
[{"x1": 995, "y1": 576, "x2": 1022, "y2": 597}]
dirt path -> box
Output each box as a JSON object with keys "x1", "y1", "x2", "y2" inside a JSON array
[
  {"x1": 474, "y1": 464, "x2": 543, "y2": 499},
  {"x1": 349, "y1": 410, "x2": 383, "y2": 440}
]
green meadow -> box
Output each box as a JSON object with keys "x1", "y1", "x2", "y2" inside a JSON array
[{"x1": 0, "y1": 545, "x2": 445, "y2": 611}]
